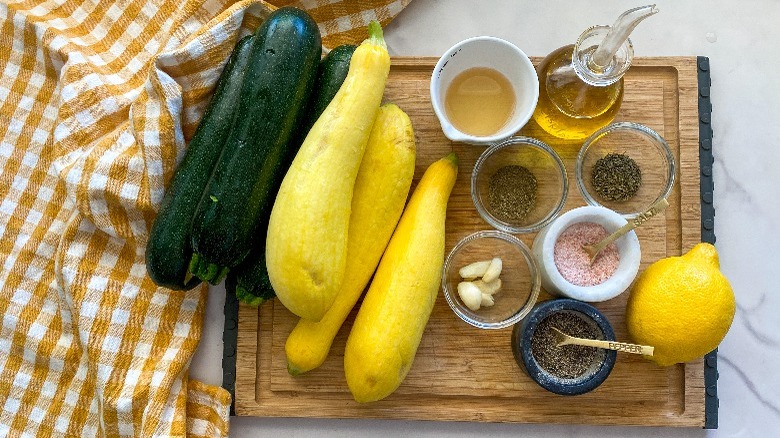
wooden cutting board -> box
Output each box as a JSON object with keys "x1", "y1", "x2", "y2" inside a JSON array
[{"x1": 234, "y1": 57, "x2": 703, "y2": 427}]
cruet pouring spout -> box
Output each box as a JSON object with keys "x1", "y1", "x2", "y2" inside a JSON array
[{"x1": 591, "y1": 5, "x2": 659, "y2": 69}]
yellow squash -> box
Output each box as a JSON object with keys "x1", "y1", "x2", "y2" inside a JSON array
[
  {"x1": 343, "y1": 153, "x2": 458, "y2": 403},
  {"x1": 265, "y1": 22, "x2": 391, "y2": 321},
  {"x1": 285, "y1": 104, "x2": 417, "y2": 375}
]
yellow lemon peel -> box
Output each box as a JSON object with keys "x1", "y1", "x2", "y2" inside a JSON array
[{"x1": 626, "y1": 243, "x2": 735, "y2": 366}]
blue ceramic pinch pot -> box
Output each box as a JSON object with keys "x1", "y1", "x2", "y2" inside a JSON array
[{"x1": 511, "y1": 298, "x2": 617, "y2": 395}]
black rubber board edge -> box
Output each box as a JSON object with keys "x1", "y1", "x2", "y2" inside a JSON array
[
  {"x1": 220, "y1": 56, "x2": 722, "y2": 426},
  {"x1": 698, "y1": 56, "x2": 719, "y2": 430},
  {"x1": 222, "y1": 286, "x2": 238, "y2": 416}
]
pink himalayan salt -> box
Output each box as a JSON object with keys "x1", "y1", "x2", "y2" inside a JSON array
[{"x1": 553, "y1": 222, "x2": 619, "y2": 287}]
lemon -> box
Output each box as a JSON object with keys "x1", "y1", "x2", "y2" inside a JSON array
[{"x1": 626, "y1": 243, "x2": 735, "y2": 366}]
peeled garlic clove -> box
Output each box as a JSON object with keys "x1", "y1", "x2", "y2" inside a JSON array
[
  {"x1": 480, "y1": 293, "x2": 494, "y2": 307},
  {"x1": 457, "y1": 281, "x2": 482, "y2": 311},
  {"x1": 482, "y1": 257, "x2": 503, "y2": 283},
  {"x1": 474, "y1": 278, "x2": 502, "y2": 295},
  {"x1": 459, "y1": 260, "x2": 491, "y2": 280}
]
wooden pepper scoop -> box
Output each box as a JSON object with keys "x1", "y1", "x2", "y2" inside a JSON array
[{"x1": 551, "y1": 327, "x2": 654, "y2": 356}]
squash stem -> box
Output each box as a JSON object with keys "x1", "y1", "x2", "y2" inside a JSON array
[
  {"x1": 287, "y1": 362, "x2": 303, "y2": 376},
  {"x1": 365, "y1": 21, "x2": 387, "y2": 49},
  {"x1": 443, "y1": 152, "x2": 459, "y2": 167}
]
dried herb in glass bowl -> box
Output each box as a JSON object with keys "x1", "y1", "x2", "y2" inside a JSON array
[
  {"x1": 591, "y1": 153, "x2": 642, "y2": 202},
  {"x1": 488, "y1": 165, "x2": 538, "y2": 222}
]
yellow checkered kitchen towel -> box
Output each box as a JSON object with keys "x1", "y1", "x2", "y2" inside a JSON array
[{"x1": 0, "y1": 0, "x2": 411, "y2": 436}]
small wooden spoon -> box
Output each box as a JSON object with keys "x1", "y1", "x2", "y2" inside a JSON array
[
  {"x1": 582, "y1": 197, "x2": 669, "y2": 264},
  {"x1": 551, "y1": 327, "x2": 654, "y2": 356}
]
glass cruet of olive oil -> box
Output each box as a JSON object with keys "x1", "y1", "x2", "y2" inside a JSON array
[{"x1": 532, "y1": 5, "x2": 659, "y2": 140}]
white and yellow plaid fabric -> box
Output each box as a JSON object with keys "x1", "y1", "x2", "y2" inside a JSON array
[{"x1": 0, "y1": 0, "x2": 410, "y2": 436}]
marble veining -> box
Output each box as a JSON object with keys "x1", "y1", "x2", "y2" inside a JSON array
[
  {"x1": 735, "y1": 304, "x2": 778, "y2": 347},
  {"x1": 718, "y1": 356, "x2": 780, "y2": 418}
]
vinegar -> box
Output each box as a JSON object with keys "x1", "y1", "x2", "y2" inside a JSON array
[
  {"x1": 445, "y1": 67, "x2": 515, "y2": 137},
  {"x1": 532, "y1": 46, "x2": 623, "y2": 141}
]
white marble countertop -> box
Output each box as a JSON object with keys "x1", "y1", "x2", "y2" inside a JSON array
[{"x1": 190, "y1": 0, "x2": 780, "y2": 436}]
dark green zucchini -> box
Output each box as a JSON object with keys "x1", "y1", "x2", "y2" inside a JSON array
[
  {"x1": 226, "y1": 255, "x2": 275, "y2": 306},
  {"x1": 226, "y1": 44, "x2": 357, "y2": 306},
  {"x1": 302, "y1": 44, "x2": 357, "y2": 134},
  {"x1": 189, "y1": 7, "x2": 322, "y2": 285},
  {"x1": 145, "y1": 35, "x2": 253, "y2": 290}
]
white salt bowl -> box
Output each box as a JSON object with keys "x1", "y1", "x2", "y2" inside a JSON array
[{"x1": 531, "y1": 206, "x2": 641, "y2": 302}]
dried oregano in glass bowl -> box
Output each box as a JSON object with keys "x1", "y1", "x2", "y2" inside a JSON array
[{"x1": 576, "y1": 122, "x2": 674, "y2": 219}]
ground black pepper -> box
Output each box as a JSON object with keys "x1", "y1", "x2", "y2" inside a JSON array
[
  {"x1": 531, "y1": 311, "x2": 602, "y2": 379},
  {"x1": 591, "y1": 153, "x2": 642, "y2": 202},
  {"x1": 488, "y1": 165, "x2": 538, "y2": 222}
]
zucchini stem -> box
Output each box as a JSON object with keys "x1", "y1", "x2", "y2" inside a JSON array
[
  {"x1": 188, "y1": 254, "x2": 200, "y2": 281},
  {"x1": 235, "y1": 285, "x2": 269, "y2": 307},
  {"x1": 189, "y1": 254, "x2": 229, "y2": 285},
  {"x1": 365, "y1": 21, "x2": 387, "y2": 49}
]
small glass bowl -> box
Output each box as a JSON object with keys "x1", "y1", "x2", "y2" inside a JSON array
[
  {"x1": 472, "y1": 136, "x2": 568, "y2": 233},
  {"x1": 442, "y1": 230, "x2": 540, "y2": 329},
  {"x1": 576, "y1": 122, "x2": 675, "y2": 218}
]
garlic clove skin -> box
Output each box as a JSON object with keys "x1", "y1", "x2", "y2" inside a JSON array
[
  {"x1": 458, "y1": 260, "x2": 491, "y2": 280},
  {"x1": 482, "y1": 257, "x2": 503, "y2": 283},
  {"x1": 474, "y1": 278, "x2": 502, "y2": 295},
  {"x1": 457, "y1": 281, "x2": 483, "y2": 311}
]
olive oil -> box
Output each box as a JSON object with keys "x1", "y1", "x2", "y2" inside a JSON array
[
  {"x1": 532, "y1": 5, "x2": 659, "y2": 141},
  {"x1": 445, "y1": 67, "x2": 515, "y2": 136},
  {"x1": 532, "y1": 45, "x2": 623, "y2": 141}
]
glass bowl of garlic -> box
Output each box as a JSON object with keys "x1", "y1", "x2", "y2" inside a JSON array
[{"x1": 442, "y1": 230, "x2": 540, "y2": 329}]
